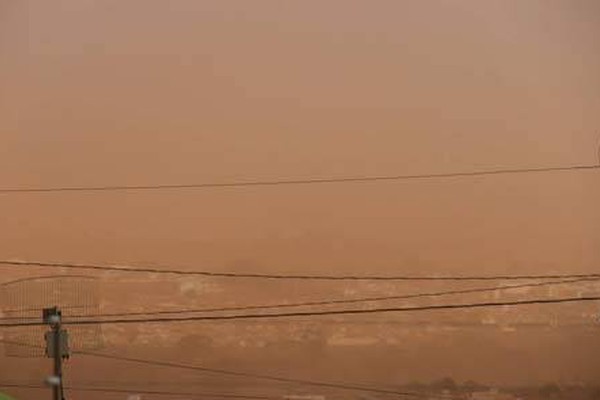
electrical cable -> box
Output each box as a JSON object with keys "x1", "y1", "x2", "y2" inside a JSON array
[
  {"x1": 2, "y1": 259, "x2": 598, "y2": 281},
  {"x1": 0, "y1": 382, "x2": 278, "y2": 399},
  {"x1": 0, "y1": 164, "x2": 598, "y2": 194},
  {"x1": 1, "y1": 277, "x2": 596, "y2": 323},
  {"x1": 1, "y1": 295, "x2": 598, "y2": 327}
]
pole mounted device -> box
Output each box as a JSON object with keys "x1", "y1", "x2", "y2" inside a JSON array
[{"x1": 43, "y1": 307, "x2": 69, "y2": 400}]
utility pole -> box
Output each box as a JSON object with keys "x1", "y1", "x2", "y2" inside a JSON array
[{"x1": 43, "y1": 307, "x2": 69, "y2": 400}]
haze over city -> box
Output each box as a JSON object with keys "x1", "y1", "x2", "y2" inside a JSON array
[{"x1": 1, "y1": 1, "x2": 599, "y2": 399}]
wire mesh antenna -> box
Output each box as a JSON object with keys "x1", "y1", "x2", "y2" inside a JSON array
[{"x1": 0, "y1": 275, "x2": 104, "y2": 357}]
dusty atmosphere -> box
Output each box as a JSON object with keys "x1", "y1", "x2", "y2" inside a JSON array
[{"x1": 1, "y1": 1, "x2": 599, "y2": 399}]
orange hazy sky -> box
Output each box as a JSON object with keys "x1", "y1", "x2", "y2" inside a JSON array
[
  {"x1": 1, "y1": 0, "x2": 598, "y2": 274},
  {"x1": 1, "y1": 1, "x2": 600, "y2": 390}
]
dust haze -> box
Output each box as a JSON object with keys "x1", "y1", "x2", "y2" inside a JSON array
[{"x1": 1, "y1": 1, "x2": 599, "y2": 399}]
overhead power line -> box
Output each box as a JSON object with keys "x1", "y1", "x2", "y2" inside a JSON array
[
  {"x1": 0, "y1": 382, "x2": 276, "y2": 399},
  {"x1": 67, "y1": 386, "x2": 273, "y2": 399},
  {"x1": 1, "y1": 277, "x2": 595, "y2": 323},
  {"x1": 2, "y1": 259, "x2": 599, "y2": 281},
  {"x1": 0, "y1": 344, "x2": 450, "y2": 400},
  {"x1": 0, "y1": 379, "x2": 440, "y2": 400},
  {"x1": 66, "y1": 358, "x2": 458, "y2": 400},
  {"x1": 54, "y1": 278, "x2": 600, "y2": 320},
  {"x1": 1, "y1": 295, "x2": 598, "y2": 328},
  {"x1": 0, "y1": 342, "x2": 443, "y2": 399},
  {"x1": 0, "y1": 164, "x2": 598, "y2": 194}
]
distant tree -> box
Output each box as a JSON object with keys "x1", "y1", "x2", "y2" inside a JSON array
[
  {"x1": 539, "y1": 383, "x2": 561, "y2": 398},
  {"x1": 462, "y1": 380, "x2": 488, "y2": 392},
  {"x1": 431, "y1": 377, "x2": 457, "y2": 392}
]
